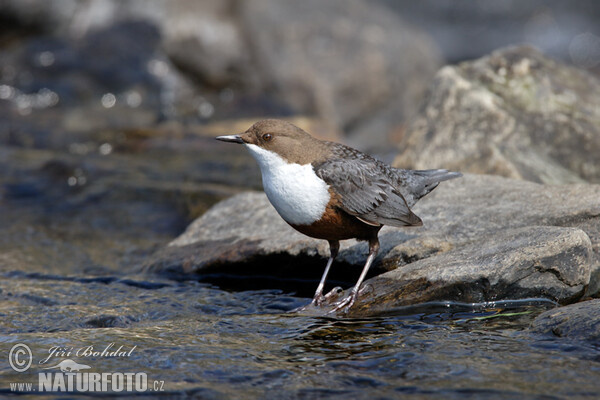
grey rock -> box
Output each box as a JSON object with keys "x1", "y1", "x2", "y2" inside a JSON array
[
  {"x1": 145, "y1": 174, "x2": 600, "y2": 315},
  {"x1": 348, "y1": 226, "x2": 593, "y2": 317},
  {"x1": 162, "y1": 1, "x2": 248, "y2": 89},
  {"x1": 530, "y1": 299, "x2": 600, "y2": 341},
  {"x1": 240, "y1": 0, "x2": 442, "y2": 151},
  {"x1": 393, "y1": 46, "x2": 600, "y2": 184},
  {"x1": 145, "y1": 191, "x2": 338, "y2": 276}
]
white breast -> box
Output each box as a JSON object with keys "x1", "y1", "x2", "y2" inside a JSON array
[{"x1": 245, "y1": 144, "x2": 330, "y2": 225}]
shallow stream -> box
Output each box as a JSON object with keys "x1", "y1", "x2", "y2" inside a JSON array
[{"x1": 1, "y1": 267, "x2": 599, "y2": 398}]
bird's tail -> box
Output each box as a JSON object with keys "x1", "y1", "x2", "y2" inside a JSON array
[
  {"x1": 397, "y1": 169, "x2": 462, "y2": 207},
  {"x1": 415, "y1": 169, "x2": 462, "y2": 184}
]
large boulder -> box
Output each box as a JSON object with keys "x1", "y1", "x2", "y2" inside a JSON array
[
  {"x1": 145, "y1": 174, "x2": 600, "y2": 316},
  {"x1": 393, "y1": 46, "x2": 600, "y2": 184},
  {"x1": 351, "y1": 225, "x2": 592, "y2": 316}
]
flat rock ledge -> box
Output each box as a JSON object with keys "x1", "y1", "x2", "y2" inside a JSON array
[{"x1": 145, "y1": 174, "x2": 600, "y2": 317}]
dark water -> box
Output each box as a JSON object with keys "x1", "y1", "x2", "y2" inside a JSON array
[{"x1": 1, "y1": 271, "x2": 599, "y2": 399}]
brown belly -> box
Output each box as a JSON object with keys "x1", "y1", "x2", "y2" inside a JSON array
[{"x1": 289, "y1": 206, "x2": 381, "y2": 241}]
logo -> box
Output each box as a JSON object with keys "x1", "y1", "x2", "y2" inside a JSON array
[
  {"x1": 7, "y1": 342, "x2": 165, "y2": 393},
  {"x1": 42, "y1": 359, "x2": 91, "y2": 372},
  {"x1": 9, "y1": 344, "x2": 32, "y2": 372}
]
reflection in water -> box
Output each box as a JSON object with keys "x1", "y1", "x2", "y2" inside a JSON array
[{"x1": 0, "y1": 83, "x2": 60, "y2": 115}]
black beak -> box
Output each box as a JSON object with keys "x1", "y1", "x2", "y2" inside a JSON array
[{"x1": 216, "y1": 135, "x2": 244, "y2": 144}]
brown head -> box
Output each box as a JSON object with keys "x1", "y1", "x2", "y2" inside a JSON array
[{"x1": 216, "y1": 119, "x2": 328, "y2": 165}]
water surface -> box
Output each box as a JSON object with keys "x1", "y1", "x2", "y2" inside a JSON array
[{"x1": 1, "y1": 272, "x2": 598, "y2": 399}]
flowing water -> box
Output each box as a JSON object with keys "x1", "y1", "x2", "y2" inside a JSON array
[{"x1": 1, "y1": 272, "x2": 598, "y2": 399}]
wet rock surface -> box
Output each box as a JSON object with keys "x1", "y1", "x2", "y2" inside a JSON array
[
  {"x1": 530, "y1": 299, "x2": 600, "y2": 341},
  {"x1": 394, "y1": 46, "x2": 600, "y2": 184},
  {"x1": 146, "y1": 174, "x2": 600, "y2": 316}
]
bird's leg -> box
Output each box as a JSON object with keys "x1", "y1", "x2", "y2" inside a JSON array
[
  {"x1": 311, "y1": 240, "x2": 339, "y2": 306},
  {"x1": 330, "y1": 237, "x2": 380, "y2": 313}
]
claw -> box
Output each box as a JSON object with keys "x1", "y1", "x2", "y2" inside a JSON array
[
  {"x1": 323, "y1": 286, "x2": 343, "y2": 301},
  {"x1": 357, "y1": 283, "x2": 372, "y2": 296},
  {"x1": 310, "y1": 286, "x2": 343, "y2": 307},
  {"x1": 328, "y1": 294, "x2": 355, "y2": 314},
  {"x1": 327, "y1": 283, "x2": 371, "y2": 314},
  {"x1": 310, "y1": 294, "x2": 327, "y2": 307},
  {"x1": 311, "y1": 297, "x2": 324, "y2": 307},
  {"x1": 305, "y1": 237, "x2": 379, "y2": 315}
]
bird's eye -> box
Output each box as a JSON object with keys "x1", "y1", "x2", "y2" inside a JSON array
[{"x1": 262, "y1": 133, "x2": 273, "y2": 142}]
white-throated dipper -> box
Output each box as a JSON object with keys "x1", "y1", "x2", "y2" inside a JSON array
[{"x1": 217, "y1": 120, "x2": 461, "y2": 312}]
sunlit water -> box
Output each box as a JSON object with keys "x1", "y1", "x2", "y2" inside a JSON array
[{"x1": 1, "y1": 273, "x2": 599, "y2": 399}]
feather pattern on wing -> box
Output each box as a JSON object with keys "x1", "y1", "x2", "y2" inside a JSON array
[{"x1": 313, "y1": 144, "x2": 422, "y2": 227}]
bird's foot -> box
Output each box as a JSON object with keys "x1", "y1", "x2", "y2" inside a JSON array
[
  {"x1": 322, "y1": 286, "x2": 344, "y2": 303},
  {"x1": 327, "y1": 284, "x2": 371, "y2": 315},
  {"x1": 309, "y1": 286, "x2": 343, "y2": 307},
  {"x1": 291, "y1": 286, "x2": 344, "y2": 313},
  {"x1": 292, "y1": 285, "x2": 370, "y2": 315},
  {"x1": 328, "y1": 295, "x2": 355, "y2": 314}
]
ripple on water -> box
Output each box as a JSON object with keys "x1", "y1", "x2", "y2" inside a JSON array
[{"x1": 1, "y1": 273, "x2": 598, "y2": 398}]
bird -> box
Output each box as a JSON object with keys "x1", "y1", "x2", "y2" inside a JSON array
[{"x1": 216, "y1": 119, "x2": 461, "y2": 312}]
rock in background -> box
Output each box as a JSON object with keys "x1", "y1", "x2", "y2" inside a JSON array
[
  {"x1": 3, "y1": 1, "x2": 600, "y2": 154},
  {"x1": 238, "y1": 0, "x2": 442, "y2": 152},
  {"x1": 377, "y1": 0, "x2": 600, "y2": 74},
  {"x1": 393, "y1": 46, "x2": 600, "y2": 184},
  {"x1": 0, "y1": 0, "x2": 443, "y2": 153}
]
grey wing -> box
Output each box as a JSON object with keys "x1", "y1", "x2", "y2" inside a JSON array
[{"x1": 313, "y1": 158, "x2": 422, "y2": 227}]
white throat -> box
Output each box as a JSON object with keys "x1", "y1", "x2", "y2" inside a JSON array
[{"x1": 244, "y1": 144, "x2": 330, "y2": 225}]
